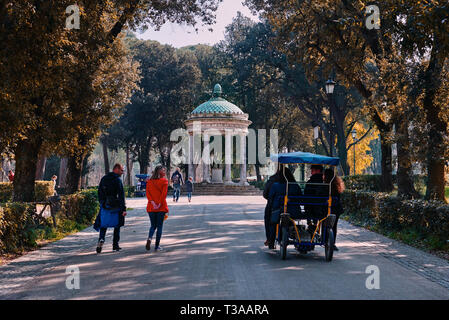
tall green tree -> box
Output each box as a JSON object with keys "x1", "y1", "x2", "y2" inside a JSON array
[
  {"x1": 115, "y1": 39, "x2": 202, "y2": 173},
  {"x1": 244, "y1": 0, "x2": 446, "y2": 196},
  {"x1": 0, "y1": 0, "x2": 221, "y2": 201}
]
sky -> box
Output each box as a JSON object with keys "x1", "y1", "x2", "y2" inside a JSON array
[{"x1": 137, "y1": 0, "x2": 259, "y2": 48}]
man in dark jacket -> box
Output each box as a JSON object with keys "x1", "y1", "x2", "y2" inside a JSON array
[
  {"x1": 95, "y1": 163, "x2": 127, "y2": 253},
  {"x1": 171, "y1": 167, "x2": 184, "y2": 202},
  {"x1": 304, "y1": 165, "x2": 328, "y2": 231}
]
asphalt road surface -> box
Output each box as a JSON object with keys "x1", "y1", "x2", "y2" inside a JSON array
[{"x1": 1, "y1": 196, "x2": 449, "y2": 300}]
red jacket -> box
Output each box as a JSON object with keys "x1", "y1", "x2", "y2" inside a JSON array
[{"x1": 146, "y1": 178, "x2": 169, "y2": 213}]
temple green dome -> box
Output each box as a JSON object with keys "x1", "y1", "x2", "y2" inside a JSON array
[{"x1": 191, "y1": 84, "x2": 244, "y2": 115}]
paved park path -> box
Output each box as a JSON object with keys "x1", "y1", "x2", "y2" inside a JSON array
[{"x1": 1, "y1": 196, "x2": 448, "y2": 300}]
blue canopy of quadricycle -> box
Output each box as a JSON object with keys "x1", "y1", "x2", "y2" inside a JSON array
[{"x1": 270, "y1": 151, "x2": 340, "y2": 166}]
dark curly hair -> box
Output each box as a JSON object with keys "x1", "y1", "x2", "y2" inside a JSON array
[{"x1": 324, "y1": 168, "x2": 345, "y2": 194}]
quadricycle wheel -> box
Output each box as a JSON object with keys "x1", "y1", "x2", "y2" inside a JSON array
[{"x1": 324, "y1": 228, "x2": 335, "y2": 262}]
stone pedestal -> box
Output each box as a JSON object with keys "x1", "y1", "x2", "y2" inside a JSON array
[{"x1": 211, "y1": 168, "x2": 223, "y2": 184}]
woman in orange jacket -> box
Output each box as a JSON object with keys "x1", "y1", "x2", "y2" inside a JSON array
[{"x1": 145, "y1": 165, "x2": 169, "y2": 252}]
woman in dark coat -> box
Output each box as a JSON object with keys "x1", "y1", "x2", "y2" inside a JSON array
[
  {"x1": 267, "y1": 167, "x2": 302, "y2": 249},
  {"x1": 324, "y1": 168, "x2": 345, "y2": 251},
  {"x1": 263, "y1": 167, "x2": 281, "y2": 247}
]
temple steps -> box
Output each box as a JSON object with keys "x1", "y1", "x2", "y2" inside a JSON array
[{"x1": 179, "y1": 183, "x2": 263, "y2": 196}]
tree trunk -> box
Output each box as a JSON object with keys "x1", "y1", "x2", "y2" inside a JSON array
[
  {"x1": 255, "y1": 163, "x2": 261, "y2": 182},
  {"x1": 137, "y1": 143, "x2": 151, "y2": 174},
  {"x1": 102, "y1": 140, "x2": 110, "y2": 174},
  {"x1": 422, "y1": 40, "x2": 446, "y2": 201},
  {"x1": 12, "y1": 139, "x2": 42, "y2": 202},
  {"x1": 66, "y1": 155, "x2": 84, "y2": 194},
  {"x1": 395, "y1": 118, "x2": 419, "y2": 199},
  {"x1": 81, "y1": 154, "x2": 90, "y2": 188},
  {"x1": 0, "y1": 157, "x2": 4, "y2": 182},
  {"x1": 125, "y1": 146, "x2": 132, "y2": 186},
  {"x1": 35, "y1": 155, "x2": 47, "y2": 180},
  {"x1": 379, "y1": 132, "x2": 394, "y2": 192},
  {"x1": 58, "y1": 158, "x2": 68, "y2": 189},
  {"x1": 335, "y1": 122, "x2": 349, "y2": 175}
]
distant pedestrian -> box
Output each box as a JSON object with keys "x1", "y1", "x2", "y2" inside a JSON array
[
  {"x1": 146, "y1": 165, "x2": 169, "y2": 252},
  {"x1": 51, "y1": 175, "x2": 58, "y2": 195},
  {"x1": 8, "y1": 170, "x2": 14, "y2": 182},
  {"x1": 185, "y1": 176, "x2": 194, "y2": 202},
  {"x1": 324, "y1": 168, "x2": 345, "y2": 251},
  {"x1": 171, "y1": 167, "x2": 183, "y2": 202},
  {"x1": 94, "y1": 163, "x2": 127, "y2": 253}
]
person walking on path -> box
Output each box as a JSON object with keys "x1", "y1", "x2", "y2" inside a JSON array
[
  {"x1": 185, "y1": 176, "x2": 194, "y2": 202},
  {"x1": 324, "y1": 168, "x2": 345, "y2": 251},
  {"x1": 95, "y1": 163, "x2": 127, "y2": 253},
  {"x1": 171, "y1": 167, "x2": 183, "y2": 202},
  {"x1": 51, "y1": 175, "x2": 58, "y2": 195},
  {"x1": 146, "y1": 165, "x2": 169, "y2": 252}
]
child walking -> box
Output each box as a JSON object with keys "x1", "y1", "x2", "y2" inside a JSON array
[{"x1": 185, "y1": 176, "x2": 194, "y2": 202}]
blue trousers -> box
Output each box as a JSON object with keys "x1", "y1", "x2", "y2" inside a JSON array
[
  {"x1": 173, "y1": 184, "x2": 181, "y2": 201},
  {"x1": 148, "y1": 212, "x2": 165, "y2": 247}
]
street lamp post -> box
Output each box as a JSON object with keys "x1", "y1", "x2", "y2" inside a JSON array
[
  {"x1": 313, "y1": 125, "x2": 319, "y2": 154},
  {"x1": 325, "y1": 79, "x2": 336, "y2": 157},
  {"x1": 352, "y1": 128, "x2": 357, "y2": 175}
]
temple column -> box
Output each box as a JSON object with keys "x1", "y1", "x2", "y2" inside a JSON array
[
  {"x1": 239, "y1": 133, "x2": 248, "y2": 185},
  {"x1": 202, "y1": 133, "x2": 211, "y2": 183},
  {"x1": 188, "y1": 133, "x2": 194, "y2": 180},
  {"x1": 224, "y1": 131, "x2": 233, "y2": 184}
]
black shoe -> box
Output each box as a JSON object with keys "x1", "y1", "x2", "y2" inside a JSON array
[
  {"x1": 145, "y1": 239, "x2": 152, "y2": 251},
  {"x1": 333, "y1": 245, "x2": 339, "y2": 251},
  {"x1": 113, "y1": 246, "x2": 122, "y2": 251},
  {"x1": 96, "y1": 240, "x2": 104, "y2": 253}
]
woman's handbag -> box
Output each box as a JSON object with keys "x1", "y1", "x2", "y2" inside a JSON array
[{"x1": 270, "y1": 208, "x2": 281, "y2": 224}]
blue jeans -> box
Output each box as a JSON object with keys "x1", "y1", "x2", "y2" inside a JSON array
[
  {"x1": 99, "y1": 227, "x2": 120, "y2": 247},
  {"x1": 148, "y1": 212, "x2": 165, "y2": 248},
  {"x1": 173, "y1": 184, "x2": 181, "y2": 201},
  {"x1": 187, "y1": 192, "x2": 192, "y2": 201}
]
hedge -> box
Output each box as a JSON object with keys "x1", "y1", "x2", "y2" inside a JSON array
[
  {"x1": 341, "y1": 190, "x2": 449, "y2": 249},
  {"x1": 249, "y1": 180, "x2": 266, "y2": 191},
  {"x1": 342, "y1": 174, "x2": 429, "y2": 193},
  {"x1": 342, "y1": 175, "x2": 383, "y2": 191},
  {"x1": 0, "y1": 181, "x2": 55, "y2": 203},
  {"x1": 0, "y1": 203, "x2": 37, "y2": 253},
  {"x1": 60, "y1": 189, "x2": 99, "y2": 225},
  {"x1": 0, "y1": 189, "x2": 99, "y2": 254}
]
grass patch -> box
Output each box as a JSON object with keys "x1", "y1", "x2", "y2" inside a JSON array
[{"x1": 34, "y1": 217, "x2": 89, "y2": 244}]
